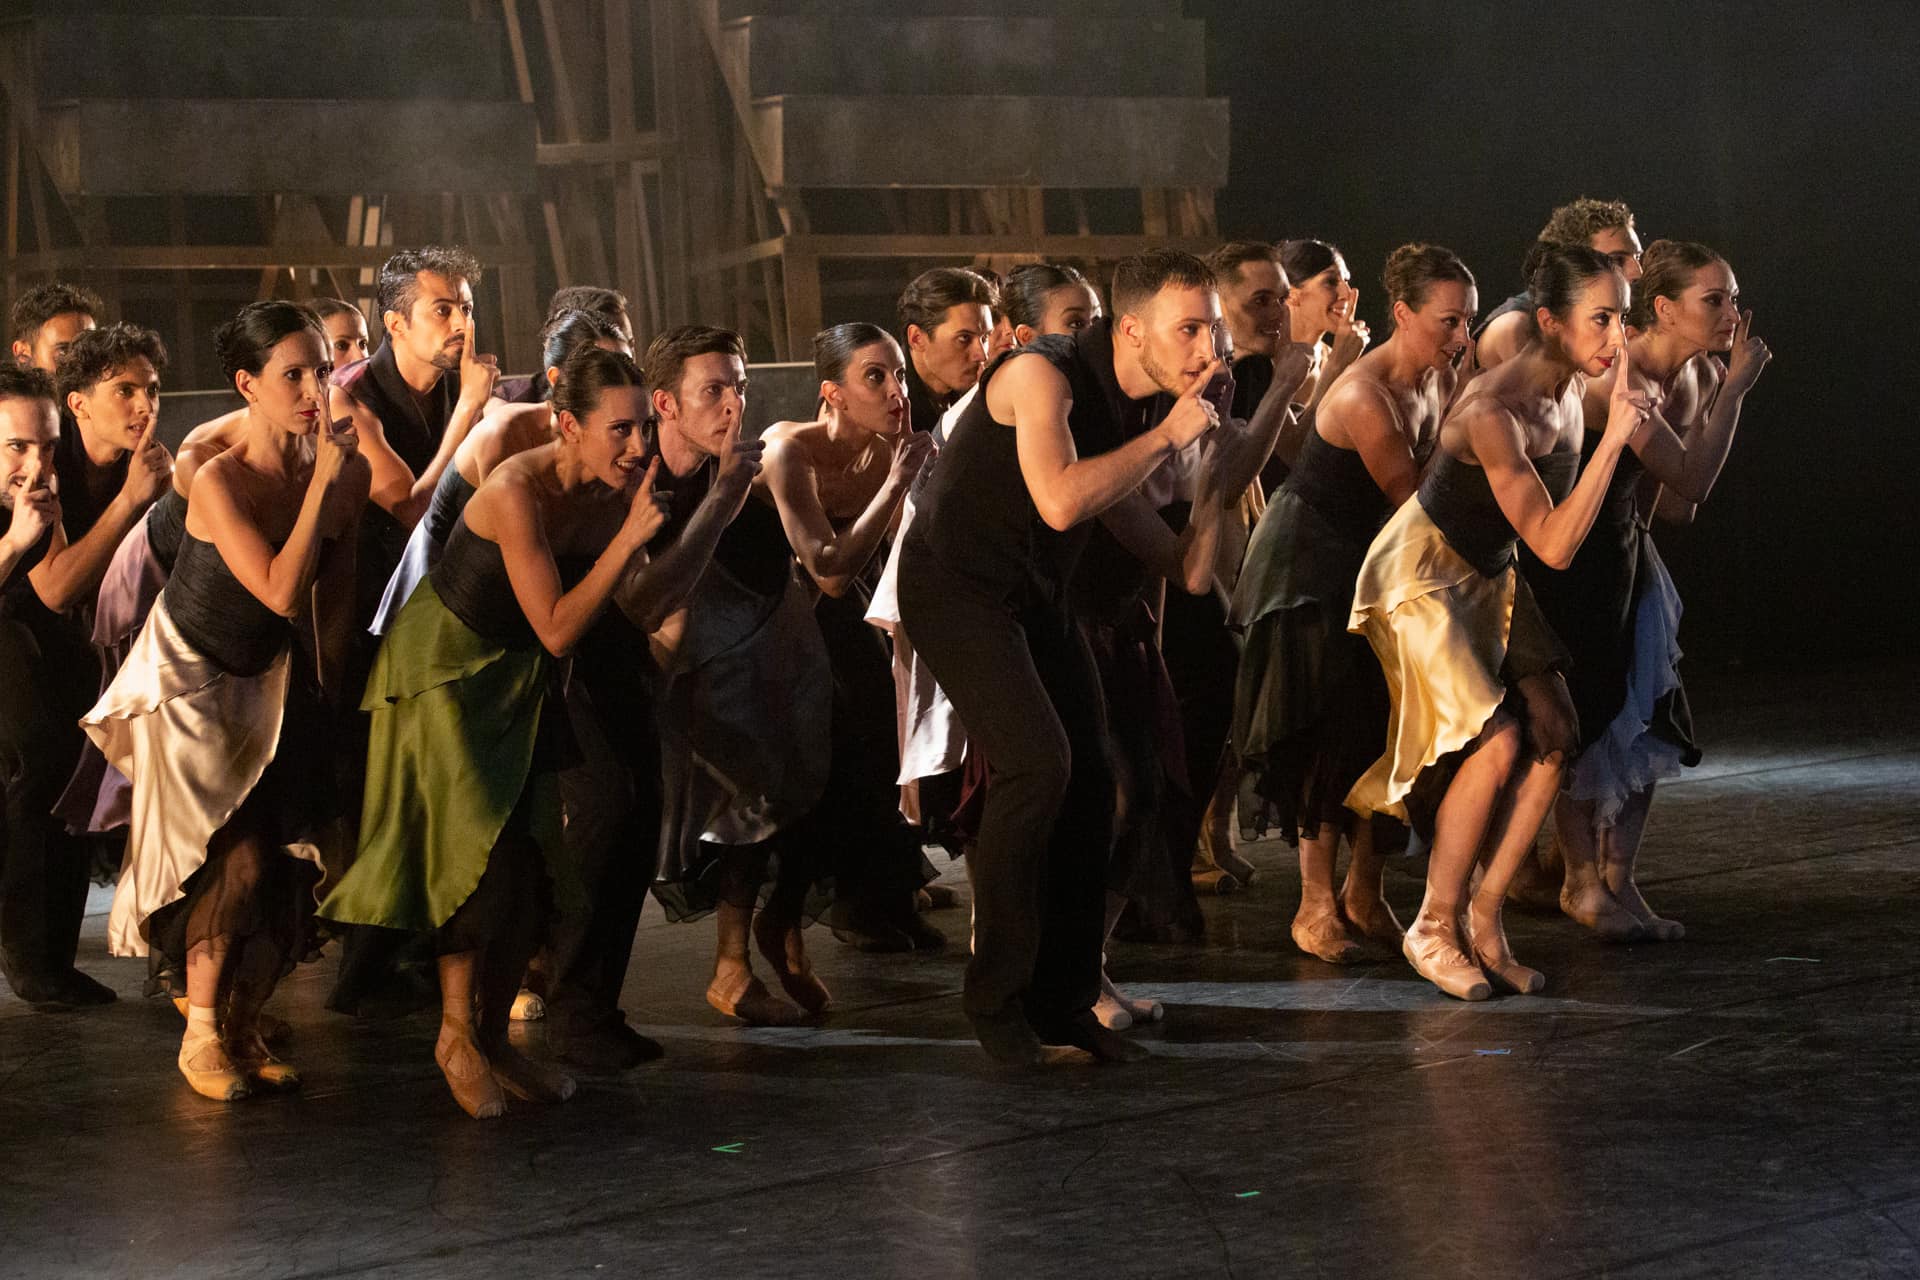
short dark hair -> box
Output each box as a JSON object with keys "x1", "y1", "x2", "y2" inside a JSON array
[
  {"x1": 1528, "y1": 243, "x2": 1622, "y2": 324},
  {"x1": 309, "y1": 297, "x2": 364, "y2": 326},
  {"x1": 545, "y1": 285, "x2": 630, "y2": 335},
  {"x1": 1206, "y1": 241, "x2": 1283, "y2": 288},
  {"x1": 10, "y1": 283, "x2": 105, "y2": 345},
  {"x1": 1539, "y1": 197, "x2": 1635, "y2": 248},
  {"x1": 213, "y1": 301, "x2": 325, "y2": 383},
  {"x1": 0, "y1": 362, "x2": 57, "y2": 408},
  {"x1": 377, "y1": 246, "x2": 483, "y2": 320},
  {"x1": 1278, "y1": 239, "x2": 1342, "y2": 289},
  {"x1": 54, "y1": 324, "x2": 169, "y2": 403},
  {"x1": 641, "y1": 324, "x2": 746, "y2": 399},
  {"x1": 1000, "y1": 263, "x2": 1093, "y2": 332},
  {"x1": 897, "y1": 268, "x2": 998, "y2": 336},
  {"x1": 1110, "y1": 249, "x2": 1215, "y2": 319}
]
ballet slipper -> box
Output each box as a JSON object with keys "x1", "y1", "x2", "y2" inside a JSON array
[
  {"x1": 179, "y1": 1020, "x2": 250, "y2": 1102},
  {"x1": 751, "y1": 913, "x2": 832, "y2": 1015},
  {"x1": 173, "y1": 996, "x2": 291, "y2": 1047},
  {"x1": 1462, "y1": 907, "x2": 1545, "y2": 995},
  {"x1": 1099, "y1": 961, "x2": 1164, "y2": 1025},
  {"x1": 1559, "y1": 882, "x2": 1648, "y2": 943},
  {"x1": 1339, "y1": 895, "x2": 1406, "y2": 948},
  {"x1": 488, "y1": 1044, "x2": 577, "y2": 1104},
  {"x1": 705, "y1": 971, "x2": 806, "y2": 1027},
  {"x1": 1216, "y1": 848, "x2": 1259, "y2": 887},
  {"x1": 435, "y1": 1020, "x2": 506, "y2": 1119},
  {"x1": 228, "y1": 1032, "x2": 301, "y2": 1093},
  {"x1": 1191, "y1": 868, "x2": 1240, "y2": 896},
  {"x1": 1030, "y1": 1011, "x2": 1151, "y2": 1063},
  {"x1": 1608, "y1": 877, "x2": 1684, "y2": 942},
  {"x1": 1291, "y1": 906, "x2": 1365, "y2": 965},
  {"x1": 1092, "y1": 991, "x2": 1134, "y2": 1031},
  {"x1": 1401, "y1": 919, "x2": 1491, "y2": 1002},
  {"x1": 510, "y1": 989, "x2": 546, "y2": 1021}
]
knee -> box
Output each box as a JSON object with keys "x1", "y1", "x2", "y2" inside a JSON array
[
  {"x1": 996, "y1": 742, "x2": 1072, "y2": 813},
  {"x1": 1473, "y1": 713, "x2": 1524, "y2": 773},
  {"x1": 1520, "y1": 676, "x2": 1580, "y2": 766}
]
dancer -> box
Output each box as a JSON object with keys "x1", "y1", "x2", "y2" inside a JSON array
[
  {"x1": 493, "y1": 286, "x2": 634, "y2": 405},
  {"x1": 1233, "y1": 243, "x2": 1476, "y2": 964},
  {"x1": 898, "y1": 267, "x2": 997, "y2": 440},
  {"x1": 1346, "y1": 244, "x2": 1651, "y2": 1000},
  {"x1": 760, "y1": 324, "x2": 936, "y2": 956},
  {"x1": 1532, "y1": 240, "x2": 1769, "y2": 941},
  {"x1": 1279, "y1": 238, "x2": 1372, "y2": 436},
  {"x1": 9, "y1": 282, "x2": 100, "y2": 373},
  {"x1": 897, "y1": 250, "x2": 1239, "y2": 1064},
  {"x1": 321, "y1": 345, "x2": 669, "y2": 1117},
  {"x1": 313, "y1": 297, "x2": 371, "y2": 371},
  {"x1": 83, "y1": 302, "x2": 369, "y2": 1098},
  {"x1": 1477, "y1": 198, "x2": 1643, "y2": 368}
]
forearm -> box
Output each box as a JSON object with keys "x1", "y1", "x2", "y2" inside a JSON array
[
  {"x1": 1038, "y1": 430, "x2": 1176, "y2": 530},
  {"x1": 1673, "y1": 386, "x2": 1746, "y2": 504},
  {"x1": 1525, "y1": 441, "x2": 1626, "y2": 568},
  {"x1": 1172, "y1": 496, "x2": 1224, "y2": 594},
  {"x1": 539, "y1": 538, "x2": 642, "y2": 656},
  {"x1": 799, "y1": 482, "x2": 905, "y2": 590},
  {"x1": 259, "y1": 487, "x2": 336, "y2": 617},
  {"x1": 395, "y1": 399, "x2": 486, "y2": 524},
  {"x1": 617, "y1": 496, "x2": 732, "y2": 632},
  {"x1": 29, "y1": 492, "x2": 143, "y2": 613}
]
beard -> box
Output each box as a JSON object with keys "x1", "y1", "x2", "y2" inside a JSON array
[{"x1": 1137, "y1": 345, "x2": 1189, "y2": 398}]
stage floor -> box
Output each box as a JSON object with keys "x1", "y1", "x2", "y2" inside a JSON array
[{"x1": 2, "y1": 660, "x2": 1915, "y2": 1279}]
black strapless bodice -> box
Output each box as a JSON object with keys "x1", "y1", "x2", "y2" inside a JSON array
[
  {"x1": 1285, "y1": 429, "x2": 1393, "y2": 545},
  {"x1": 423, "y1": 466, "x2": 479, "y2": 549},
  {"x1": 146, "y1": 487, "x2": 189, "y2": 571},
  {"x1": 169, "y1": 532, "x2": 290, "y2": 676},
  {"x1": 1420, "y1": 450, "x2": 1579, "y2": 578},
  {"x1": 431, "y1": 515, "x2": 595, "y2": 650}
]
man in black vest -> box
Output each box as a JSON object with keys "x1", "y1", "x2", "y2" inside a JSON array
[
  {"x1": 896, "y1": 250, "x2": 1266, "y2": 1065},
  {"x1": 10, "y1": 283, "x2": 101, "y2": 374},
  {"x1": 898, "y1": 267, "x2": 997, "y2": 441}
]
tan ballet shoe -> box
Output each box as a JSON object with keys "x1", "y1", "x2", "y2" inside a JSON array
[
  {"x1": 173, "y1": 997, "x2": 291, "y2": 1047},
  {"x1": 1462, "y1": 911, "x2": 1545, "y2": 995},
  {"x1": 1559, "y1": 883, "x2": 1648, "y2": 943},
  {"x1": 1292, "y1": 908, "x2": 1365, "y2": 965},
  {"x1": 705, "y1": 973, "x2": 805, "y2": 1027},
  {"x1": 751, "y1": 913, "x2": 831, "y2": 1016},
  {"x1": 1401, "y1": 920, "x2": 1492, "y2": 1001},
  {"x1": 1610, "y1": 878, "x2": 1685, "y2": 942},
  {"x1": 489, "y1": 1045, "x2": 577, "y2": 1104},
  {"x1": 179, "y1": 1025, "x2": 250, "y2": 1102},
  {"x1": 510, "y1": 989, "x2": 546, "y2": 1021},
  {"x1": 229, "y1": 1033, "x2": 302, "y2": 1092},
  {"x1": 1339, "y1": 896, "x2": 1406, "y2": 948},
  {"x1": 435, "y1": 1021, "x2": 506, "y2": 1119}
]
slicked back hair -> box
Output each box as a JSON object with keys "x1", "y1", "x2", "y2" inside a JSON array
[
  {"x1": 1110, "y1": 249, "x2": 1215, "y2": 320},
  {"x1": 897, "y1": 268, "x2": 999, "y2": 337},
  {"x1": 641, "y1": 324, "x2": 746, "y2": 400},
  {"x1": 377, "y1": 246, "x2": 483, "y2": 320}
]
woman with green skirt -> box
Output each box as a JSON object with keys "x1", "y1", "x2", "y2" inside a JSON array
[{"x1": 320, "y1": 346, "x2": 669, "y2": 1118}]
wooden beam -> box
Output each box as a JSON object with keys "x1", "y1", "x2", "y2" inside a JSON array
[
  {"x1": 648, "y1": 0, "x2": 691, "y2": 324},
  {"x1": 7, "y1": 244, "x2": 535, "y2": 272},
  {"x1": 534, "y1": 136, "x2": 662, "y2": 168},
  {"x1": 787, "y1": 232, "x2": 1216, "y2": 259}
]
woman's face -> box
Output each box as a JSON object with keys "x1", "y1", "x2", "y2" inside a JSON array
[
  {"x1": 1289, "y1": 256, "x2": 1356, "y2": 335},
  {"x1": 562, "y1": 384, "x2": 653, "y2": 491},
  {"x1": 1544, "y1": 271, "x2": 1630, "y2": 378},
  {"x1": 323, "y1": 309, "x2": 370, "y2": 369},
  {"x1": 987, "y1": 314, "x2": 1017, "y2": 360},
  {"x1": 242, "y1": 330, "x2": 331, "y2": 436},
  {"x1": 1654, "y1": 261, "x2": 1740, "y2": 354},
  {"x1": 1036, "y1": 282, "x2": 1102, "y2": 339},
  {"x1": 826, "y1": 338, "x2": 909, "y2": 437},
  {"x1": 1398, "y1": 280, "x2": 1479, "y2": 370}
]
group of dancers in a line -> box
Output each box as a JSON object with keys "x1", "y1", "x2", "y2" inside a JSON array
[{"x1": 0, "y1": 193, "x2": 1768, "y2": 1112}]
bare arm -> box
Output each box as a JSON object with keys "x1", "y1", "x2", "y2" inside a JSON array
[
  {"x1": 1322, "y1": 379, "x2": 1422, "y2": 508},
  {"x1": 616, "y1": 424, "x2": 765, "y2": 633},
  {"x1": 1005, "y1": 353, "x2": 1220, "y2": 532},
  {"x1": 1632, "y1": 317, "x2": 1769, "y2": 507},
  {"x1": 1098, "y1": 479, "x2": 1222, "y2": 595},
  {"x1": 763, "y1": 429, "x2": 926, "y2": 598},
  {"x1": 1475, "y1": 311, "x2": 1531, "y2": 370},
  {"x1": 190, "y1": 428, "x2": 362, "y2": 619},
  {"x1": 1212, "y1": 343, "x2": 1317, "y2": 496},
  {"x1": 29, "y1": 430, "x2": 172, "y2": 612}
]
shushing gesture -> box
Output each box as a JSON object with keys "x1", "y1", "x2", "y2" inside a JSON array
[
  {"x1": 3, "y1": 469, "x2": 59, "y2": 553},
  {"x1": 121, "y1": 424, "x2": 174, "y2": 508},
  {"x1": 711, "y1": 417, "x2": 766, "y2": 519},
  {"x1": 619, "y1": 457, "x2": 670, "y2": 549},
  {"x1": 1157, "y1": 359, "x2": 1225, "y2": 451},
  {"x1": 1603, "y1": 342, "x2": 1654, "y2": 448},
  {"x1": 1723, "y1": 309, "x2": 1771, "y2": 395},
  {"x1": 314, "y1": 418, "x2": 360, "y2": 491},
  {"x1": 886, "y1": 429, "x2": 934, "y2": 492},
  {"x1": 457, "y1": 318, "x2": 501, "y2": 408}
]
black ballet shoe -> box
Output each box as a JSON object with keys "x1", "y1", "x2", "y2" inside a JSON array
[
  {"x1": 967, "y1": 1007, "x2": 1046, "y2": 1066},
  {"x1": 13, "y1": 968, "x2": 117, "y2": 1010},
  {"x1": 898, "y1": 912, "x2": 948, "y2": 952},
  {"x1": 1030, "y1": 1011, "x2": 1151, "y2": 1064}
]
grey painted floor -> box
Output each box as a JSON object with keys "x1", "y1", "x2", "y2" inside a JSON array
[{"x1": 2, "y1": 659, "x2": 1915, "y2": 1279}]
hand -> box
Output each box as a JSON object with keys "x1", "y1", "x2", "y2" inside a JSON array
[
  {"x1": 1330, "y1": 291, "x2": 1370, "y2": 366},
  {"x1": 886, "y1": 430, "x2": 935, "y2": 491},
  {"x1": 1156, "y1": 360, "x2": 1224, "y2": 451},
  {"x1": 314, "y1": 420, "x2": 360, "y2": 490},
  {"x1": 457, "y1": 322, "x2": 501, "y2": 407},
  {"x1": 1455, "y1": 333, "x2": 1479, "y2": 379},
  {"x1": 119, "y1": 427, "x2": 174, "y2": 508},
  {"x1": 2, "y1": 483, "x2": 59, "y2": 552},
  {"x1": 710, "y1": 418, "x2": 766, "y2": 520},
  {"x1": 1603, "y1": 343, "x2": 1653, "y2": 448},
  {"x1": 1268, "y1": 334, "x2": 1317, "y2": 402},
  {"x1": 620, "y1": 458, "x2": 670, "y2": 548},
  {"x1": 1723, "y1": 310, "x2": 1771, "y2": 394}
]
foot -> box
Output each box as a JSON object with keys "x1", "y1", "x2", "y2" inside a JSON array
[
  {"x1": 1505, "y1": 855, "x2": 1564, "y2": 913},
  {"x1": 1092, "y1": 990, "x2": 1134, "y2": 1031},
  {"x1": 1291, "y1": 905, "x2": 1365, "y2": 965},
  {"x1": 1608, "y1": 876, "x2": 1685, "y2": 942},
  {"x1": 1031, "y1": 1010, "x2": 1151, "y2": 1063},
  {"x1": 1191, "y1": 868, "x2": 1240, "y2": 896},
  {"x1": 510, "y1": 988, "x2": 546, "y2": 1021},
  {"x1": 174, "y1": 996, "x2": 291, "y2": 1047},
  {"x1": 1099, "y1": 963, "x2": 1164, "y2": 1027},
  {"x1": 435, "y1": 1021, "x2": 505, "y2": 1119},
  {"x1": 1401, "y1": 918, "x2": 1492, "y2": 1001},
  {"x1": 228, "y1": 1032, "x2": 302, "y2": 1092},
  {"x1": 553, "y1": 1018, "x2": 664, "y2": 1071},
  {"x1": 752, "y1": 912, "x2": 832, "y2": 1015},
  {"x1": 179, "y1": 1025, "x2": 250, "y2": 1102},
  {"x1": 705, "y1": 968, "x2": 806, "y2": 1027},
  {"x1": 1463, "y1": 904, "x2": 1545, "y2": 995},
  {"x1": 920, "y1": 883, "x2": 960, "y2": 911},
  {"x1": 13, "y1": 967, "x2": 118, "y2": 1009},
  {"x1": 1339, "y1": 894, "x2": 1406, "y2": 948},
  {"x1": 1559, "y1": 881, "x2": 1649, "y2": 943},
  {"x1": 488, "y1": 1043, "x2": 577, "y2": 1104},
  {"x1": 897, "y1": 911, "x2": 948, "y2": 953},
  {"x1": 1215, "y1": 848, "x2": 1259, "y2": 887},
  {"x1": 967, "y1": 1006, "x2": 1045, "y2": 1066}
]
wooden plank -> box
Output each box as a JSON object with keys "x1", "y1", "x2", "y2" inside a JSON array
[
  {"x1": 648, "y1": 0, "x2": 691, "y2": 324},
  {"x1": 788, "y1": 232, "x2": 1215, "y2": 259},
  {"x1": 780, "y1": 244, "x2": 820, "y2": 361},
  {"x1": 630, "y1": 163, "x2": 662, "y2": 338},
  {"x1": 7, "y1": 244, "x2": 535, "y2": 272},
  {"x1": 535, "y1": 0, "x2": 585, "y2": 143},
  {"x1": 534, "y1": 136, "x2": 662, "y2": 167},
  {"x1": 501, "y1": 0, "x2": 538, "y2": 115}
]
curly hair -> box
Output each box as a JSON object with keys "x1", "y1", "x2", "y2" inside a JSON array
[
  {"x1": 10, "y1": 283, "x2": 105, "y2": 345},
  {"x1": 53, "y1": 324, "x2": 169, "y2": 402},
  {"x1": 1538, "y1": 197, "x2": 1636, "y2": 248}
]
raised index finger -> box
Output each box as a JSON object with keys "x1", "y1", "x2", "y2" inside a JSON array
[
  {"x1": 1611, "y1": 340, "x2": 1633, "y2": 396},
  {"x1": 1183, "y1": 359, "x2": 1222, "y2": 399}
]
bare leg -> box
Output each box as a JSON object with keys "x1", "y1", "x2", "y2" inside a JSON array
[
  {"x1": 1338, "y1": 817, "x2": 1403, "y2": 946},
  {"x1": 1505, "y1": 826, "x2": 1565, "y2": 912},
  {"x1": 1600, "y1": 785, "x2": 1682, "y2": 940},
  {"x1": 1095, "y1": 890, "x2": 1163, "y2": 1029},
  {"x1": 478, "y1": 906, "x2": 576, "y2": 1105},
  {"x1": 1466, "y1": 756, "x2": 1560, "y2": 994},
  {"x1": 435, "y1": 950, "x2": 504, "y2": 1118},
  {"x1": 1404, "y1": 716, "x2": 1520, "y2": 1001},
  {"x1": 1292, "y1": 825, "x2": 1363, "y2": 963},
  {"x1": 178, "y1": 935, "x2": 247, "y2": 1101},
  {"x1": 753, "y1": 874, "x2": 831, "y2": 1015},
  {"x1": 706, "y1": 855, "x2": 803, "y2": 1026},
  {"x1": 1192, "y1": 749, "x2": 1254, "y2": 892},
  {"x1": 1553, "y1": 793, "x2": 1645, "y2": 941}
]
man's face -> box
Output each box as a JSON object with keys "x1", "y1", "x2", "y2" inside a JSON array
[
  {"x1": 657, "y1": 352, "x2": 748, "y2": 459},
  {"x1": 324, "y1": 309, "x2": 371, "y2": 369},
  {"x1": 1129, "y1": 285, "x2": 1223, "y2": 396},
  {"x1": 69, "y1": 354, "x2": 161, "y2": 455},
  {"x1": 13, "y1": 311, "x2": 97, "y2": 374},
  {"x1": 1590, "y1": 225, "x2": 1644, "y2": 285},
  {"x1": 908, "y1": 303, "x2": 992, "y2": 397},
  {"x1": 387, "y1": 271, "x2": 473, "y2": 373},
  {"x1": 0, "y1": 396, "x2": 59, "y2": 511},
  {"x1": 1219, "y1": 259, "x2": 1289, "y2": 358}
]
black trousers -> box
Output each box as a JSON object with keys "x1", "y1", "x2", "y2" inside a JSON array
[
  {"x1": 547, "y1": 658, "x2": 661, "y2": 1042},
  {"x1": 897, "y1": 566, "x2": 1112, "y2": 1026},
  {"x1": 0, "y1": 604, "x2": 97, "y2": 993}
]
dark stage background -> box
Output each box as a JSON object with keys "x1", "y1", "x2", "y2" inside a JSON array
[{"x1": 1190, "y1": 0, "x2": 1918, "y2": 667}]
